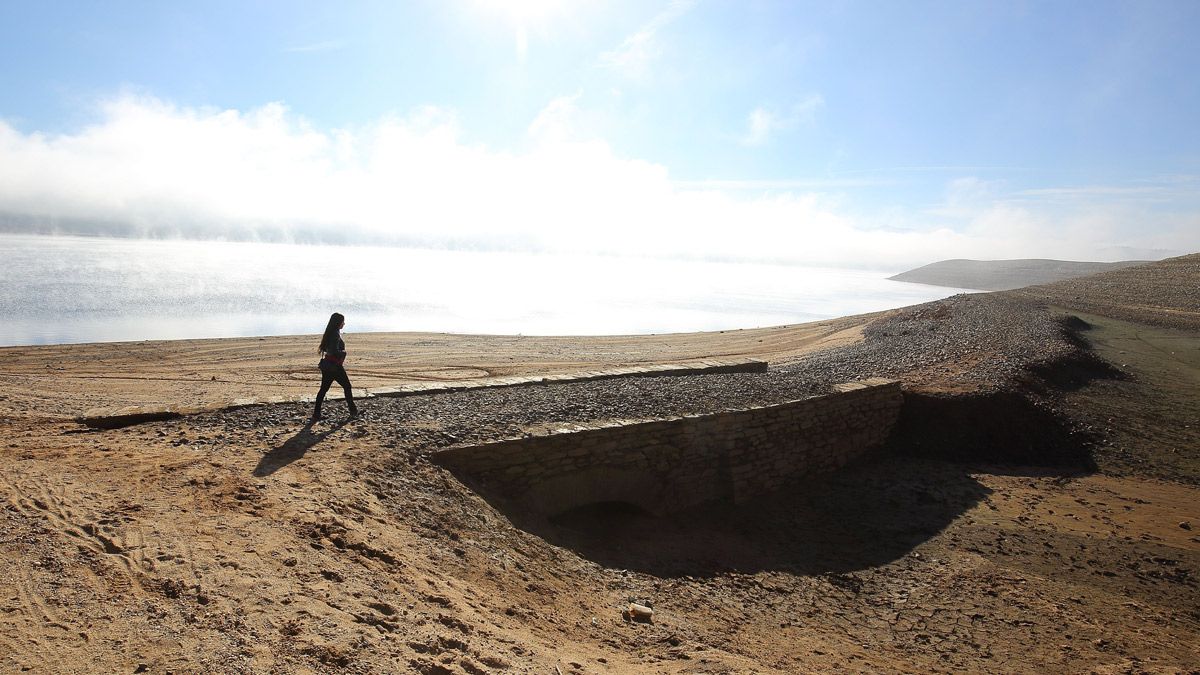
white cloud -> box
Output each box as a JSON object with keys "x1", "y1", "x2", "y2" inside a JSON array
[
  {"x1": 919, "y1": 176, "x2": 1198, "y2": 261},
  {"x1": 741, "y1": 94, "x2": 824, "y2": 146},
  {"x1": 672, "y1": 178, "x2": 891, "y2": 190},
  {"x1": 599, "y1": 0, "x2": 695, "y2": 79},
  {"x1": 925, "y1": 176, "x2": 1004, "y2": 217},
  {"x1": 527, "y1": 93, "x2": 584, "y2": 143},
  {"x1": 0, "y1": 95, "x2": 1194, "y2": 270},
  {"x1": 742, "y1": 108, "x2": 777, "y2": 147}
]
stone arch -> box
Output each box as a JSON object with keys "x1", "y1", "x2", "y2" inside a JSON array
[{"x1": 520, "y1": 464, "x2": 668, "y2": 517}]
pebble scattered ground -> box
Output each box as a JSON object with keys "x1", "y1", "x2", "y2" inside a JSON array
[
  {"x1": 779, "y1": 292, "x2": 1076, "y2": 390},
  {"x1": 1010, "y1": 251, "x2": 1200, "y2": 331}
]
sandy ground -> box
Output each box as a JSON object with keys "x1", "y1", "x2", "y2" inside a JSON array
[
  {"x1": 0, "y1": 317, "x2": 868, "y2": 422},
  {"x1": 2, "y1": 287, "x2": 1199, "y2": 672}
]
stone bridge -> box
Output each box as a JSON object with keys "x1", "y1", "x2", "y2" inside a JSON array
[{"x1": 434, "y1": 378, "x2": 903, "y2": 517}]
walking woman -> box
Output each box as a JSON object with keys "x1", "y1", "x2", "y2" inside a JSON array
[{"x1": 312, "y1": 312, "x2": 358, "y2": 421}]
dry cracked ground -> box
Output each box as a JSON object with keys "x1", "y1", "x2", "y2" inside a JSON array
[{"x1": 1, "y1": 254, "x2": 1198, "y2": 673}]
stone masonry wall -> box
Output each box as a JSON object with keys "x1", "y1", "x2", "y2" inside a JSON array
[{"x1": 434, "y1": 378, "x2": 902, "y2": 516}]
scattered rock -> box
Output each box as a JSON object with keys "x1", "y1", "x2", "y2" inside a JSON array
[{"x1": 625, "y1": 602, "x2": 654, "y2": 623}]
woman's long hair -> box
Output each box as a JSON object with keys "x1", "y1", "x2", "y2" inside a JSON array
[{"x1": 318, "y1": 312, "x2": 344, "y2": 353}]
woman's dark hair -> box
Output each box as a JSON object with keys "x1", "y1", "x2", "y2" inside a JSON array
[{"x1": 319, "y1": 312, "x2": 345, "y2": 353}]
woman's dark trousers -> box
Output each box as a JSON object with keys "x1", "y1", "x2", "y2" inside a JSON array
[{"x1": 314, "y1": 362, "x2": 357, "y2": 418}]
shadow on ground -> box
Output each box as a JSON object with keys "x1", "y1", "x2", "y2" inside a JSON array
[
  {"x1": 889, "y1": 390, "x2": 1099, "y2": 469},
  {"x1": 504, "y1": 456, "x2": 989, "y2": 578},
  {"x1": 254, "y1": 420, "x2": 347, "y2": 477}
]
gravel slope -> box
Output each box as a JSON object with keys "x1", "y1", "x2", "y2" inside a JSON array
[{"x1": 1009, "y1": 252, "x2": 1200, "y2": 330}]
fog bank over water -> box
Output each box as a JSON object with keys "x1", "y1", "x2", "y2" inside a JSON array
[
  {"x1": 1, "y1": 96, "x2": 1190, "y2": 269},
  {"x1": 0, "y1": 234, "x2": 974, "y2": 347}
]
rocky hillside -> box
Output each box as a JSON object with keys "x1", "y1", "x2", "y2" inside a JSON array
[
  {"x1": 1007, "y1": 251, "x2": 1200, "y2": 330},
  {"x1": 889, "y1": 258, "x2": 1147, "y2": 291}
]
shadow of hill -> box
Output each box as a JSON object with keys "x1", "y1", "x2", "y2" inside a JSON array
[
  {"x1": 254, "y1": 420, "x2": 346, "y2": 477},
  {"x1": 507, "y1": 455, "x2": 990, "y2": 578}
]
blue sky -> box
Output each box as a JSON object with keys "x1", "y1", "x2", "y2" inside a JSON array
[{"x1": 1, "y1": 0, "x2": 1197, "y2": 267}]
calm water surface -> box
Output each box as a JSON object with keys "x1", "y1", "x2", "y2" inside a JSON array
[{"x1": 0, "y1": 234, "x2": 975, "y2": 346}]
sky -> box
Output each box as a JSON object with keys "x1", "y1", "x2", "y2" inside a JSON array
[{"x1": 0, "y1": 0, "x2": 1198, "y2": 269}]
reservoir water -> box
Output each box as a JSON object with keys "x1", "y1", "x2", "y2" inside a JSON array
[{"x1": 0, "y1": 234, "x2": 975, "y2": 346}]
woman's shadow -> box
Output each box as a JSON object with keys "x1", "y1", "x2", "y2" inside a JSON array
[{"x1": 253, "y1": 419, "x2": 347, "y2": 477}]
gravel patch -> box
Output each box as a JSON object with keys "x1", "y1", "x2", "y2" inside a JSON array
[
  {"x1": 354, "y1": 371, "x2": 827, "y2": 450},
  {"x1": 1008, "y1": 252, "x2": 1200, "y2": 331},
  {"x1": 780, "y1": 292, "x2": 1075, "y2": 391}
]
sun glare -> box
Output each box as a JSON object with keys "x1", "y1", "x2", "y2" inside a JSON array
[
  {"x1": 473, "y1": 0, "x2": 571, "y2": 58},
  {"x1": 476, "y1": 0, "x2": 564, "y2": 24}
]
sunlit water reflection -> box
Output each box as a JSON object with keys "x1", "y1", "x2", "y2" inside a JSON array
[{"x1": 0, "y1": 234, "x2": 976, "y2": 346}]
